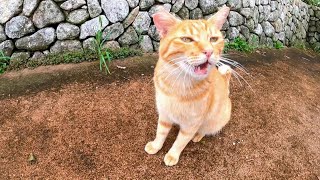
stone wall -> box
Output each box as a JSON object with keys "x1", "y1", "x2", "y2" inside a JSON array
[
  {"x1": 0, "y1": 0, "x2": 318, "y2": 64},
  {"x1": 308, "y1": 5, "x2": 320, "y2": 49}
]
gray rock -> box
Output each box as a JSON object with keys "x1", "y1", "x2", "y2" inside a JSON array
[
  {"x1": 123, "y1": 6, "x2": 140, "y2": 28},
  {"x1": 152, "y1": 40, "x2": 160, "y2": 51},
  {"x1": 43, "y1": 50, "x2": 50, "y2": 55},
  {"x1": 149, "y1": 4, "x2": 171, "y2": 17},
  {"x1": 190, "y1": 8, "x2": 203, "y2": 20},
  {"x1": 278, "y1": 32, "x2": 285, "y2": 42},
  {"x1": 246, "y1": 18, "x2": 255, "y2": 31},
  {"x1": 253, "y1": 6, "x2": 259, "y2": 23},
  {"x1": 139, "y1": 0, "x2": 155, "y2": 10},
  {"x1": 227, "y1": 27, "x2": 239, "y2": 39},
  {"x1": 216, "y1": 0, "x2": 227, "y2": 5},
  {"x1": 221, "y1": 20, "x2": 229, "y2": 31},
  {"x1": 10, "y1": 52, "x2": 30, "y2": 68},
  {"x1": 270, "y1": 1, "x2": 278, "y2": 11},
  {"x1": 199, "y1": 0, "x2": 217, "y2": 15},
  {"x1": 33, "y1": 0, "x2": 65, "y2": 28},
  {"x1": 101, "y1": 0, "x2": 129, "y2": 23},
  {"x1": 228, "y1": 11, "x2": 244, "y2": 26},
  {"x1": 103, "y1": 41, "x2": 121, "y2": 49},
  {"x1": 185, "y1": 0, "x2": 198, "y2": 10},
  {"x1": 253, "y1": 23, "x2": 263, "y2": 35},
  {"x1": 0, "y1": 40, "x2": 15, "y2": 56},
  {"x1": 67, "y1": 9, "x2": 90, "y2": 24},
  {"x1": 60, "y1": 0, "x2": 86, "y2": 10},
  {"x1": 139, "y1": 35, "x2": 153, "y2": 52},
  {"x1": 80, "y1": 15, "x2": 109, "y2": 39},
  {"x1": 30, "y1": 51, "x2": 45, "y2": 60},
  {"x1": 0, "y1": 0, "x2": 23, "y2": 24},
  {"x1": 22, "y1": 0, "x2": 40, "y2": 16},
  {"x1": 87, "y1": 0, "x2": 102, "y2": 18},
  {"x1": 102, "y1": 23, "x2": 124, "y2": 40},
  {"x1": 133, "y1": 12, "x2": 152, "y2": 34},
  {"x1": 50, "y1": 40, "x2": 82, "y2": 53},
  {"x1": 156, "y1": 0, "x2": 171, "y2": 3},
  {"x1": 118, "y1": 26, "x2": 139, "y2": 46},
  {"x1": 262, "y1": 21, "x2": 275, "y2": 37},
  {"x1": 148, "y1": 25, "x2": 160, "y2": 41},
  {"x1": 248, "y1": 33, "x2": 259, "y2": 46},
  {"x1": 172, "y1": 0, "x2": 184, "y2": 13},
  {"x1": 83, "y1": 37, "x2": 96, "y2": 51},
  {"x1": 240, "y1": 8, "x2": 253, "y2": 18},
  {"x1": 267, "y1": 10, "x2": 279, "y2": 21},
  {"x1": 177, "y1": 6, "x2": 189, "y2": 20},
  {"x1": 240, "y1": 25, "x2": 250, "y2": 39},
  {"x1": 266, "y1": 37, "x2": 273, "y2": 47},
  {"x1": 243, "y1": 0, "x2": 255, "y2": 8},
  {"x1": 0, "y1": 25, "x2": 6, "y2": 43},
  {"x1": 5, "y1": 16, "x2": 35, "y2": 39},
  {"x1": 261, "y1": 0, "x2": 268, "y2": 5},
  {"x1": 271, "y1": 19, "x2": 283, "y2": 33},
  {"x1": 15, "y1": 27, "x2": 56, "y2": 51},
  {"x1": 57, "y1": 23, "x2": 80, "y2": 40},
  {"x1": 227, "y1": 0, "x2": 241, "y2": 10},
  {"x1": 127, "y1": 0, "x2": 139, "y2": 8},
  {"x1": 316, "y1": 10, "x2": 320, "y2": 19}
]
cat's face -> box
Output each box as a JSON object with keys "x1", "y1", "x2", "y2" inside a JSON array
[{"x1": 153, "y1": 7, "x2": 230, "y2": 79}]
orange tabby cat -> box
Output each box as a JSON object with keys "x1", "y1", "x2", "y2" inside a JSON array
[{"x1": 145, "y1": 6, "x2": 232, "y2": 166}]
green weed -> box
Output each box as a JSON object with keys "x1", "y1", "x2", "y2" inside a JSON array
[
  {"x1": 94, "y1": 16, "x2": 112, "y2": 74},
  {"x1": 0, "y1": 51, "x2": 11, "y2": 74},
  {"x1": 302, "y1": 0, "x2": 320, "y2": 6},
  {"x1": 224, "y1": 37, "x2": 255, "y2": 53},
  {"x1": 274, "y1": 41, "x2": 284, "y2": 49}
]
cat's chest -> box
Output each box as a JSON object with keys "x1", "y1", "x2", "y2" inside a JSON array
[{"x1": 156, "y1": 91, "x2": 208, "y2": 121}]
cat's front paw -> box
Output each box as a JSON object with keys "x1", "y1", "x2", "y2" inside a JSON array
[
  {"x1": 192, "y1": 133, "x2": 204, "y2": 143},
  {"x1": 164, "y1": 153, "x2": 179, "y2": 166},
  {"x1": 145, "y1": 141, "x2": 161, "y2": 155},
  {"x1": 218, "y1": 64, "x2": 232, "y2": 75}
]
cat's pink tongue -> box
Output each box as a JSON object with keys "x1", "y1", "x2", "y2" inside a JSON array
[{"x1": 195, "y1": 63, "x2": 208, "y2": 75}]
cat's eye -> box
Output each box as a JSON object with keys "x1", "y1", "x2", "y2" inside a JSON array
[
  {"x1": 210, "y1": 37, "x2": 219, "y2": 43},
  {"x1": 181, "y1": 37, "x2": 194, "y2": 43}
]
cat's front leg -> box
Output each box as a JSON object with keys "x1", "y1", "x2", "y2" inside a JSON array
[
  {"x1": 145, "y1": 114, "x2": 172, "y2": 155},
  {"x1": 164, "y1": 125, "x2": 199, "y2": 166}
]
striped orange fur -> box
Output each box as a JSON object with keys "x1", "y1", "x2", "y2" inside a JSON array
[{"x1": 145, "y1": 6, "x2": 232, "y2": 166}]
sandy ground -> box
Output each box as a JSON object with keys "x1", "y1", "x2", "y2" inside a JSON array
[{"x1": 0, "y1": 49, "x2": 319, "y2": 179}]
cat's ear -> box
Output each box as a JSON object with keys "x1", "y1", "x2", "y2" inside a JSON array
[
  {"x1": 153, "y1": 8, "x2": 181, "y2": 38},
  {"x1": 208, "y1": 6, "x2": 230, "y2": 30}
]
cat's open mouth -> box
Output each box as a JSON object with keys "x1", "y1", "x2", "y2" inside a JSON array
[{"x1": 194, "y1": 61, "x2": 211, "y2": 75}]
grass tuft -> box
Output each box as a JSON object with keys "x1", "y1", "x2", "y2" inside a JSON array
[
  {"x1": 0, "y1": 51, "x2": 11, "y2": 74},
  {"x1": 274, "y1": 41, "x2": 284, "y2": 49},
  {"x1": 224, "y1": 37, "x2": 255, "y2": 53}
]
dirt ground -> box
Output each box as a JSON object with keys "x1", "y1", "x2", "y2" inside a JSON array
[{"x1": 0, "y1": 48, "x2": 319, "y2": 179}]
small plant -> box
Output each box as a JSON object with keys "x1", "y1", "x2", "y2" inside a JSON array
[
  {"x1": 94, "y1": 16, "x2": 112, "y2": 74},
  {"x1": 303, "y1": 0, "x2": 320, "y2": 6},
  {"x1": 0, "y1": 51, "x2": 11, "y2": 74},
  {"x1": 274, "y1": 41, "x2": 284, "y2": 49},
  {"x1": 224, "y1": 37, "x2": 255, "y2": 53}
]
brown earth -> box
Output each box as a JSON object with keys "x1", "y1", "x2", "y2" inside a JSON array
[{"x1": 0, "y1": 48, "x2": 319, "y2": 179}]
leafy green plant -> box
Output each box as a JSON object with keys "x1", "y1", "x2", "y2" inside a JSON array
[
  {"x1": 0, "y1": 51, "x2": 11, "y2": 74},
  {"x1": 274, "y1": 41, "x2": 284, "y2": 49},
  {"x1": 224, "y1": 37, "x2": 255, "y2": 53},
  {"x1": 94, "y1": 16, "x2": 112, "y2": 74},
  {"x1": 302, "y1": 0, "x2": 320, "y2": 6}
]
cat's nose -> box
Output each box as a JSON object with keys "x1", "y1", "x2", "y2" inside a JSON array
[{"x1": 203, "y1": 50, "x2": 213, "y2": 58}]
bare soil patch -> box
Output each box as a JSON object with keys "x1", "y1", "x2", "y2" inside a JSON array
[{"x1": 0, "y1": 49, "x2": 319, "y2": 179}]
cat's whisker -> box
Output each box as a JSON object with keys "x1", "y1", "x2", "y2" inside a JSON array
[
  {"x1": 231, "y1": 70, "x2": 243, "y2": 86},
  {"x1": 220, "y1": 57, "x2": 250, "y2": 75},
  {"x1": 231, "y1": 69, "x2": 255, "y2": 93}
]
